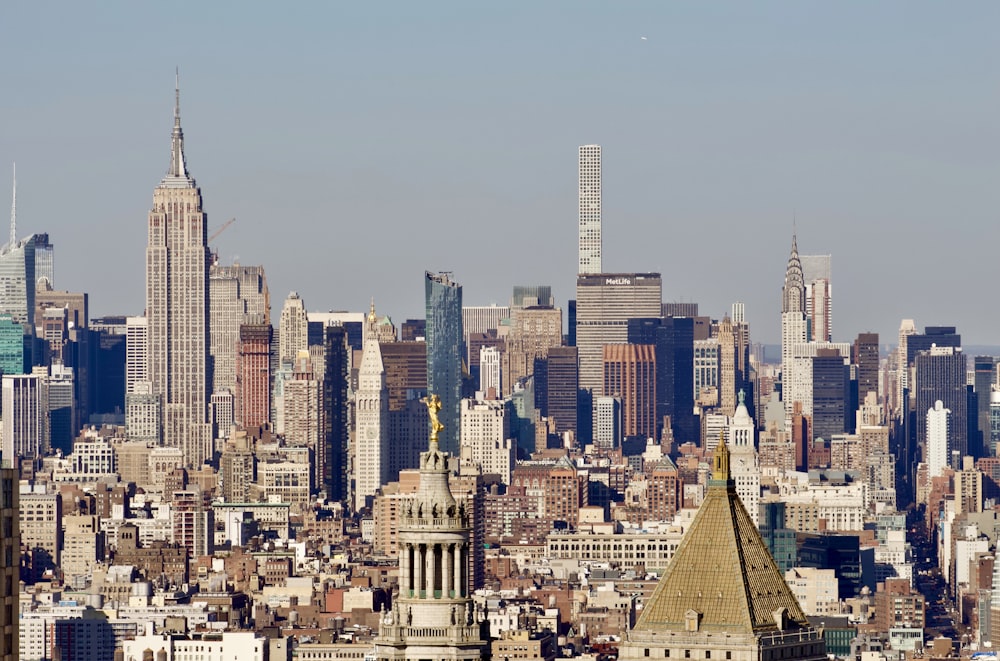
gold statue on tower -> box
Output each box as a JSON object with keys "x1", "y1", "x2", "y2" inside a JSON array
[{"x1": 422, "y1": 393, "x2": 445, "y2": 447}]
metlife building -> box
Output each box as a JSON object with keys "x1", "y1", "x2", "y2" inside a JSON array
[{"x1": 575, "y1": 273, "x2": 662, "y2": 397}]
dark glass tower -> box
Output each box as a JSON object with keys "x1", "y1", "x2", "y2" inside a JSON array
[
  {"x1": 853, "y1": 332, "x2": 879, "y2": 403},
  {"x1": 914, "y1": 347, "x2": 968, "y2": 460},
  {"x1": 974, "y1": 356, "x2": 996, "y2": 459},
  {"x1": 905, "y1": 326, "x2": 961, "y2": 367},
  {"x1": 425, "y1": 271, "x2": 464, "y2": 454},
  {"x1": 812, "y1": 349, "x2": 849, "y2": 441},
  {"x1": 321, "y1": 325, "x2": 349, "y2": 502},
  {"x1": 627, "y1": 316, "x2": 695, "y2": 444},
  {"x1": 542, "y1": 346, "x2": 578, "y2": 439}
]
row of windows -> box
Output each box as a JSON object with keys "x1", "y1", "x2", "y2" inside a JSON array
[{"x1": 644, "y1": 649, "x2": 732, "y2": 659}]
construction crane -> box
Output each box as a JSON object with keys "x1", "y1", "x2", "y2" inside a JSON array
[
  {"x1": 209, "y1": 217, "x2": 236, "y2": 244},
  {"x1": 208, "y1": 217, "x2": 236, "y2": 265}
]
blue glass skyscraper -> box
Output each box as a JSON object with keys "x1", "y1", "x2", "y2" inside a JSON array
[{"x1": 425, "y1": 271, "x2": 463, "y2": 454}]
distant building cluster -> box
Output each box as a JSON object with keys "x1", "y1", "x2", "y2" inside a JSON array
[{"x1": 0, "y1": 82, "x2": 995, "y2": 661}]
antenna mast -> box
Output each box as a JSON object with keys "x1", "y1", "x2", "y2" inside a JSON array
[{"x1": 9, "y1": 163, "x2": 15, "y2": 248}]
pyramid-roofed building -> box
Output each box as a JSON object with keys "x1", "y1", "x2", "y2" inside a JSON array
[{"x1": 619, "y1": 437, "x2": 827, "y2": 660}]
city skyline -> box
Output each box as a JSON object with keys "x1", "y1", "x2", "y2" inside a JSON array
[{"x1": 2, "y1": 3, "x2": 1000, "y2": 345}]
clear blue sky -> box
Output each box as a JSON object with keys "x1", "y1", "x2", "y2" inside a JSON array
[{"x1": 2, "y1": 2, "x2": 998, "y2": 346}]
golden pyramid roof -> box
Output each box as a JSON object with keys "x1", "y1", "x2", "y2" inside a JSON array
[{"x1": 634, "y1": 437, "x2": 811, "y2": 635}]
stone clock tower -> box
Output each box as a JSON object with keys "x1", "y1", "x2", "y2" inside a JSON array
[
  {"x1": 373, "y1": 394, "x2": 488, "y2": 660},
  {"x1": 355, "y1": 300, "x2": 390, "y2": 512}
]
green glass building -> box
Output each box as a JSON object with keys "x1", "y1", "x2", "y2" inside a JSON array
[{"x1": 0, "y1": 315, "x2": 25, "y2": 376}]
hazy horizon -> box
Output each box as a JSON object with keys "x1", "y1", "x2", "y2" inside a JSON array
[{"x1": 2, "y1": 2, "x2": 999, "y2": 346}]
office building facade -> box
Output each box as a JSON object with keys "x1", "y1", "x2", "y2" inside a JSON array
[
  {"x1": 628, "y1": 316, "x2": 696, "y2": 444},
  {"x1": 2, "y1": 372, "x2": 47, "y2": 459},
  {"x1": 853, "y1": 332, "x2": 880, "y2": 403},
  {"x1": 915, "y1": 346, "x2": 968, "y2": 460},
  {"x1": 540, "y1": 345, "x2": 578, "y2": 438},
  {"x1": 575, "y1": 273, "x2": 662, "y2": 396},
  {"x1": 812, "y1": 349, "x2": 849, "y2": 442},
  {"x1": 320, "y1": 324, "x2": 349, "y2": 502},
  {"x1": 236, "y1": 322, "x2": 272, "y2": 428},
  {"x1": 209, "y1": 264, "x2": 269, "y2": 398},
  {"x1": 279, "y1": 291, "x2": 309, "y2": 367},
  {"x1": 501, "y1": 304, "x2": 562, "y2": 397},
  {"x1": 801, "y1": 254, "x2": 832, "y2": 343},
  {"x1": 602, "y1": 343, "x2": 656, "y2": 440}
]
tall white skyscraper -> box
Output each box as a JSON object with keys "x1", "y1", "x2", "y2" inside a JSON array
[
  {"x1": 459, "y1": 397, "x2": 514, "y2": 484},
  {"x1": 781, "y1": 233, "x2": 808, "y2": 414},
  {"x1": 1, "y1": 373, "x2": 47, "y2": 460},
  {"x1": 145, "y1": 76, "x2": 213, "y2": 467},
  {"x1": 593, "y1": 395, "x2": 622, "y2": 450},
  {"x1": 125, "y1": 316, "x2": 148, "y2": 395},
  {"x1": 927, "y1": 399, "x2": 950, "y2": 478},
  {"x1": 479, "y1": 345, "x2": 501, "y2": 396},
  {"x1": 578, "y1": 144, "x2": 602, "y2": 274},
  {"x1": 801, "y1": 254, "x2": 832, "y2": 342},
  {"x1": 279, "y1": 291, "x2": 309, "y2": 367},
  {"x1": 354, "y1": 302, "x2": 389, "y2": 512}
]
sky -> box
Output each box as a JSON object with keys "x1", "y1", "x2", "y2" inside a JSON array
[{"x1": 1, "y1": 2, "x2": 998, "y2": 347}]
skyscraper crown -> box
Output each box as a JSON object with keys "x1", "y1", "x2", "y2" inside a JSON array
[
  {"x1": 162, "y1": 69, "x2": 195, "y2": 188},
  {"x1": 782, "y1": 231, "x2": 805, "y2": 313}
]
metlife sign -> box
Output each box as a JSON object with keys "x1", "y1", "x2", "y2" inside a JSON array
[{"x1": 604, "y1": 277, "x2": 632, "y2": 286}]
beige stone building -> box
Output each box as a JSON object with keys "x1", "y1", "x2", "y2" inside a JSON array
[
  {"x1": 501, "y1": 305, "x2": 562, "y2": 397},
  {"x1": 62, "y1": 514, "x2": 103, "y2": 584},
  {"x1": 784, "y1": 567, "x2": 839, "y2": 616},
  {"x1": 20, "y1": 492, "x2": 61, "y2": 569},
  {"x1": 253, "y1": 460, "x2": 311, "y2": 510}
]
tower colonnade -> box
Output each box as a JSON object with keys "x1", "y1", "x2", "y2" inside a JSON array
[{"x1": 398, "y1": 538, "x2": 467, "y2": 599}]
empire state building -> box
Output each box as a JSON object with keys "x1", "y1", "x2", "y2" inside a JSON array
[{"x1": 145, "y1": 76, "x2": 213, "y2": 467}]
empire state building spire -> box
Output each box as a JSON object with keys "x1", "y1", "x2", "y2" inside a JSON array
[
  {"x1": 147, "y1": 71, "x2": 211, "y2": 468},
  {"x1": 164, "y1": 68, "x2": 193, "y2": 186}
]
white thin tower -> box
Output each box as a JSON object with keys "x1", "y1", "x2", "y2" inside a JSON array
[
  {"x1": 578, "y1": 145, "x2": 602, "y2": 274},
  {"x1": 9, "y1": 163, "x2": 15, "y2": 248}
]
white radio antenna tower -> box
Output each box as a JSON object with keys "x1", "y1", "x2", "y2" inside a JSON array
[{"x1": 8, "y1": 163, "x2": 15, "y2": 248}]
